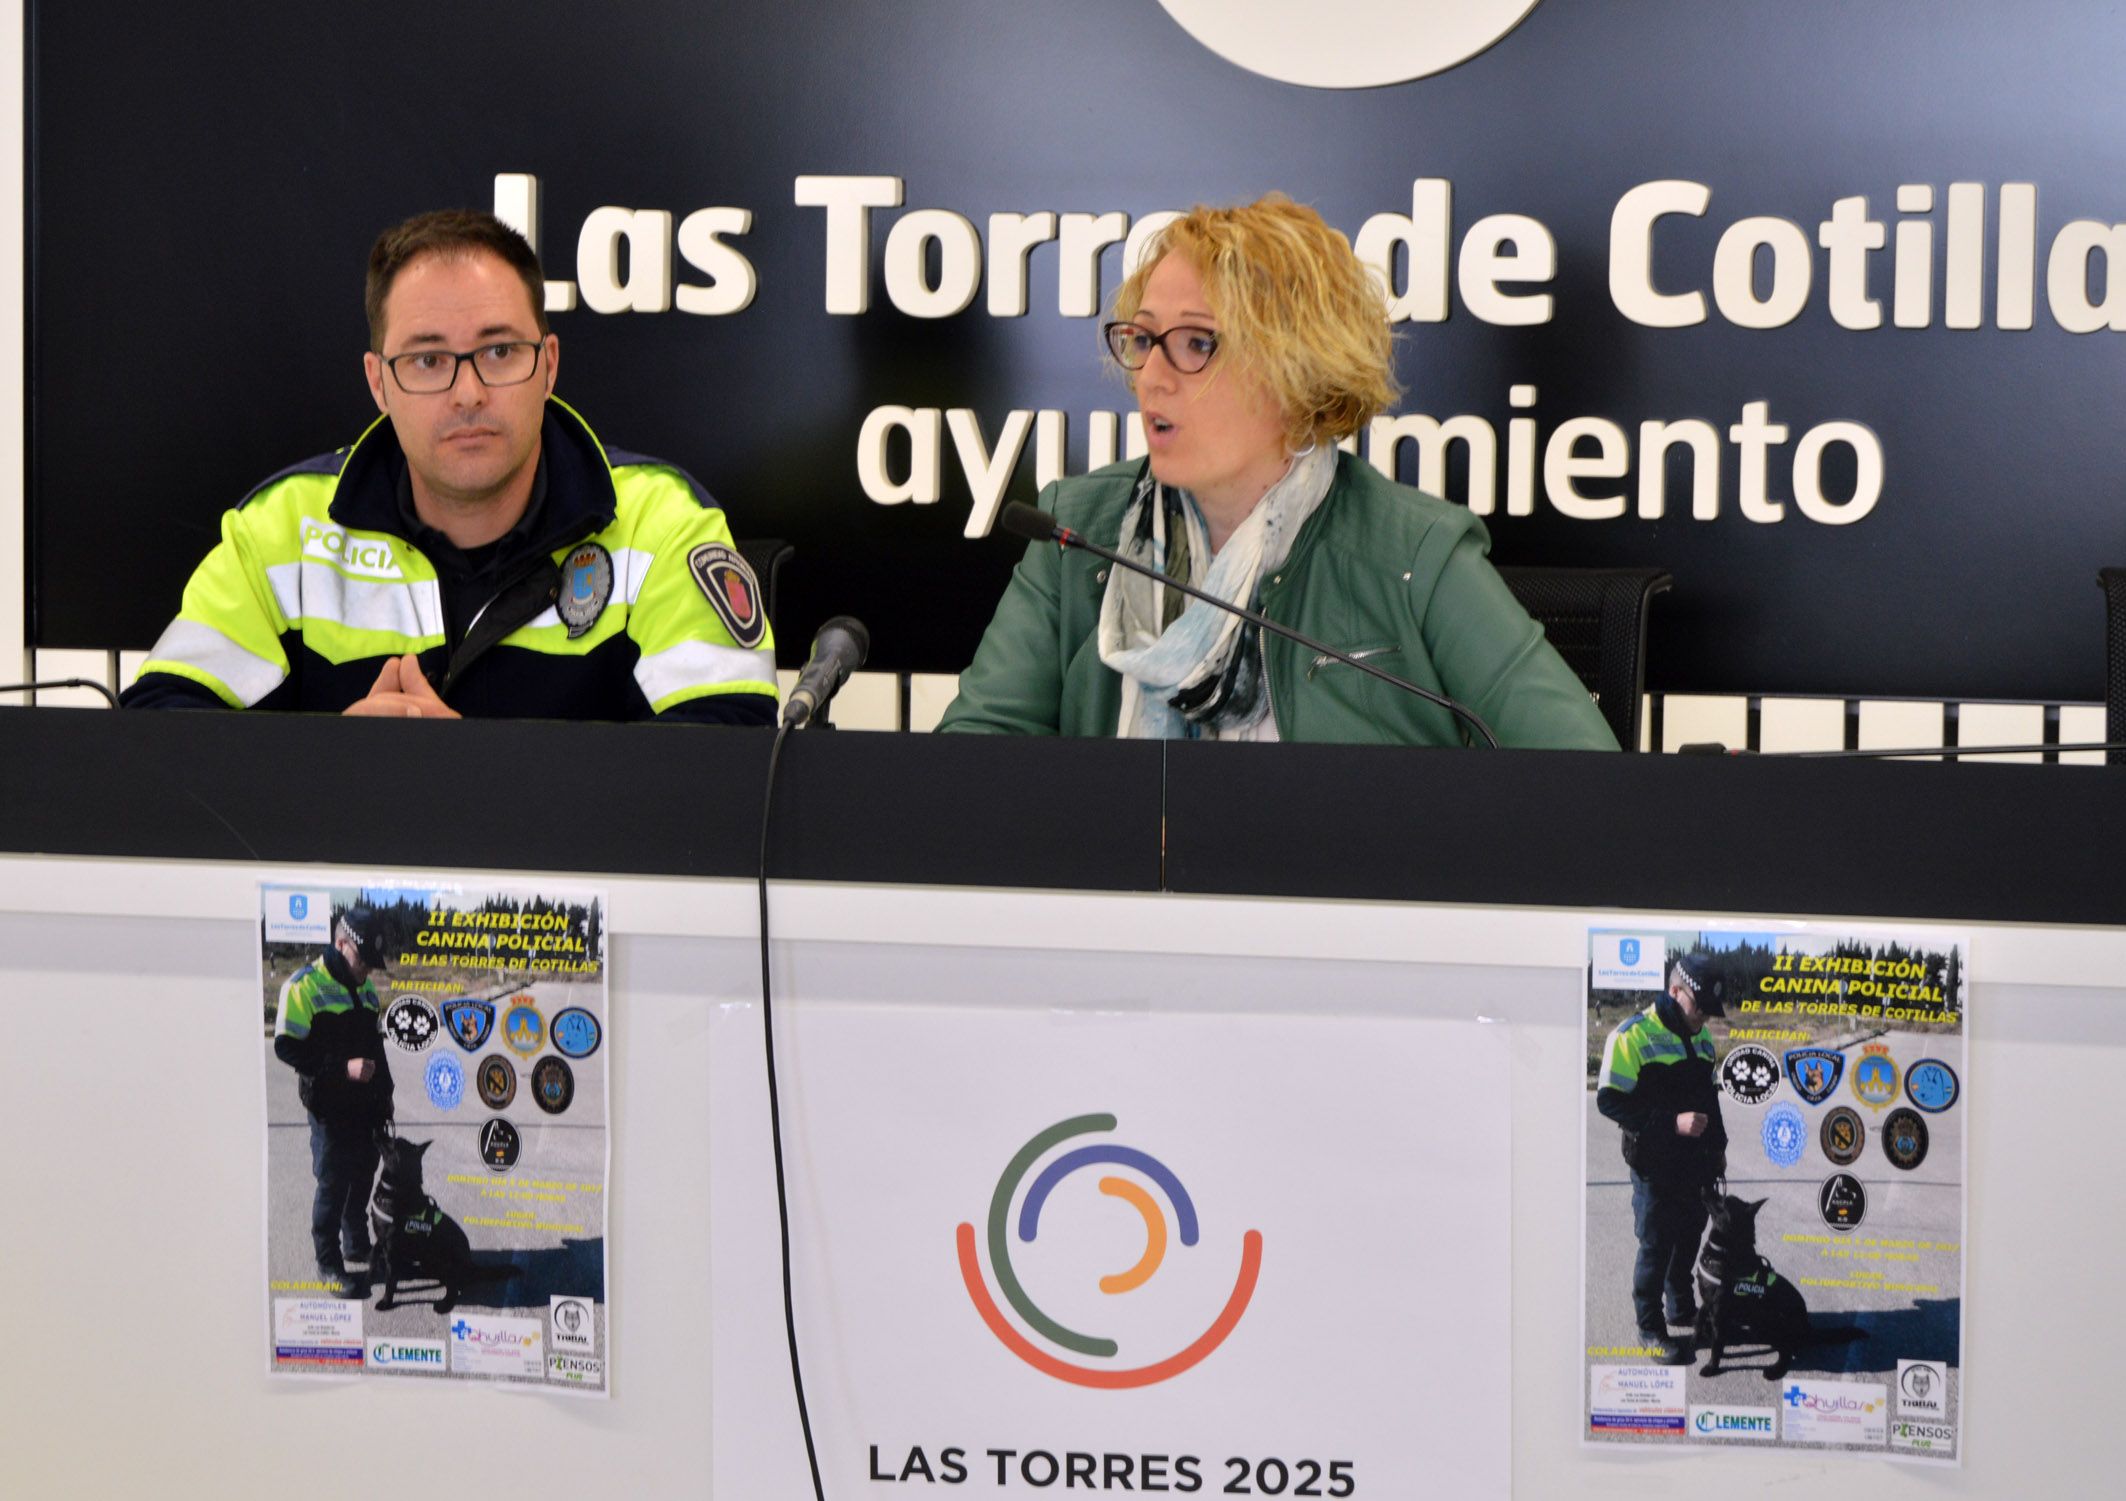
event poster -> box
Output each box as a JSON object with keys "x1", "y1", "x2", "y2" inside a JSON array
[
  {"x1": 259, "y1": 881, "x2": 610, "y2": 1395},
  {"x1": 1582, "y1": 923, "x2": 1967, "y2": 1462},
  {"x1": 710, "y1": 994, "x2": 1513, "y2": 1498}
]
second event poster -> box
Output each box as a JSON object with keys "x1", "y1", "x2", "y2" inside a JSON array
[
  {"x1": 1582, "y1": 922, "x2": 1966, "y2": 1462},
  {"x1": 260, "y1": 881, "x2": 611, "y2": 1394}
]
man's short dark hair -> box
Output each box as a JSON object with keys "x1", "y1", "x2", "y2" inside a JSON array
[{"x1": 365, "y1": 209, "x2": 548, "y2": 351}]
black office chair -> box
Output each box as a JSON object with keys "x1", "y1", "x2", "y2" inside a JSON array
[
  {"x1": 2100, "y1": 567, "x2": 2126, "y2": 765},
  {"x1": 1496, "y1": 565, "x2": 1672, "y2": 752},
  {"x1": 735, "y1": 538, "x2": 794, "y2": 646}
]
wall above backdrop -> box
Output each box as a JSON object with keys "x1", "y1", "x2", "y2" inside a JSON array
[{"x1": 27, "y1": 0, "x2": 2126, "y2": 700}]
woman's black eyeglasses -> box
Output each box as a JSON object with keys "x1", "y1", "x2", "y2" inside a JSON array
[{"x1": 1103, "y1": 321, "x2": 1219, "y2": 374}]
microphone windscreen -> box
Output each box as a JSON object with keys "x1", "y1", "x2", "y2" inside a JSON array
[
  {"x1": 998, "y1": 502, "x2": 1059, "y2": 542},
  {"x1": 816, "y1": 615, "x2": 871, "y2": 668}
]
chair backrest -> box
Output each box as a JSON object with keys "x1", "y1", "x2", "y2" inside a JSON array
[
  {"x1": 735, "y1": 538, "x2": 794, "y2": 647},
  {"x1": 2101, "y1": 567, "x2": 2126, "y2": 766},
  {"x1": 1495, "y1": 564, "x2": 1672, "y2": 751}
]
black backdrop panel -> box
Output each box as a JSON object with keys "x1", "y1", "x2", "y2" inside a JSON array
[{"x1": 29, "y1": 1, "x2": 2126, "y2": 700}]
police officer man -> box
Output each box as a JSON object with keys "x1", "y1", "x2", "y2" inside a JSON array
[
  {"x1": 123, "y1": 209, "x2": 778, "y2": 721},
  {"x1": 274, "y1": 906, "x2": 395, "y2": 1299},
  {"x1": 1596, "y1": 951, "x2": 1729, "y2": 1364}
]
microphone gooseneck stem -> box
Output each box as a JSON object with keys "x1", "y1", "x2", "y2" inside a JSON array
[{"x1": 1042, "y1": 519, "x2": 1500, "y2": 749}]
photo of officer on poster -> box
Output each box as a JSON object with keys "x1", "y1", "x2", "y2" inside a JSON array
[
  {"x1": 259, "y1": 882, "x2": 610, "y2": 1394},
  {"x1": 1582, "y1": 924, "x2": 1966, "y2": 1462}
]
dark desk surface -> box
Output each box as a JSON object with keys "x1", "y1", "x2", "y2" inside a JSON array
[{"x1": 5, "y1": 709, "x2": 2122, "y2": 926}]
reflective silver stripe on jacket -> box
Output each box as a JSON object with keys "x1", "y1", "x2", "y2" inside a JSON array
[
  {"x1": 143, "y1": 618, "x2": 287, "y2": 705},
  {"x1": 634, "y1": 640, "x2": 778, "y2": 706},
  {"x1": 263, "y1": 563, "x2": 445, "y2": 638}
]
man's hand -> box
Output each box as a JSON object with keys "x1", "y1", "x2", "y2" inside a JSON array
[
  {"x1": 345, "y1": 1058, "x2": 377, "y2": 1083},
  {"x1": 1674, "y1": 1111, "x2": 1710, "y2": 1138},
  {"x1": 343, "y1": 653, "x2": 461, "y2": 719}
]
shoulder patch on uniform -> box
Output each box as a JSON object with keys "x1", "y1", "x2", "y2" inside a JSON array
[
  {"x1": 557, "y1": 542, "x2": 614, "y2": 638},
  {"x1": 687, "y1": 543, "x2": 767, "y2": 648}
]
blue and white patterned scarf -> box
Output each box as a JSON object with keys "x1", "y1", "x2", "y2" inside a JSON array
[{"x1": 1097, "y1": 443, "x2": 1334, "y2": 739}]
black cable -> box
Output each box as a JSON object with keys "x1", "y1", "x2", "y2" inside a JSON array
[
  {"x1": 0, "y1": 678, "x2": 122, "y2": 709},
  {"x1": 756, "y1": 720, "x2": 828, "y2": 1501}
]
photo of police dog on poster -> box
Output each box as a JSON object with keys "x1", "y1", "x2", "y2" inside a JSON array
[
  {"x1": 1582, "y1": 924, "x2": 1966, "y2": 1462},
  {"x1": 259, "y1": 882, "x2": 609, "y2": 1395}
]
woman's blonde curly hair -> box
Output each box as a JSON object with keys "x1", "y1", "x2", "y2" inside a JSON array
[{"x1": 1111, "y1": 193, "x2": 1399, "y2": 453}]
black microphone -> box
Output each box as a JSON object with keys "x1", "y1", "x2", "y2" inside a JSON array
[
  {"x1": 782, "y1": 616, "x2": 870, "y2": 728},
  {"x1": 997, "y1": 501, "x2": 1500, "y2": 748}
]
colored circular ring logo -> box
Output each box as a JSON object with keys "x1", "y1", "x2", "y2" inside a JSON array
[{"x1": 957, "y1": 1114, "x2": 1263, "y2": 1388}]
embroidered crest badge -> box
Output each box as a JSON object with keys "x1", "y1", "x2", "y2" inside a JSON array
[
  {"x1": 1784, "y1": 1047, "x2": 1846, "y2": 1105},
  {"x1": 686, "y1": 542, "x2": 767, "y2": 648},
  {"x1": 557, "y1": 543, "x2": 614, "y2": 639}
]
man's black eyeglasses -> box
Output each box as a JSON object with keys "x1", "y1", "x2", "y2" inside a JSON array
[{"x1": 383, "y1": 341, "x2": 545, "y2": 394}]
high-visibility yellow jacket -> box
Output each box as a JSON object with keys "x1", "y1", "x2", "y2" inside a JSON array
[{"x1": 124, "y1": 399, "x2": 778, "y2": 721}]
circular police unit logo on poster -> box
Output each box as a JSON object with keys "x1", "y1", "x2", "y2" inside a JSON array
[
  {"x1": 1821, "y1": 1106, "x2": 1865, "y2": 1167},
  {"x1": 386, "y1": 997, "x2": 440, "y2": 1052},
  {"x1": 533, "y1": 1056, "x2": 575, "y2": 1115},
  {"x1": 1883, "y1": 1107, "x2": 1930, "y2": 1170},
  {"x1": 424, "y1": 1052, "x2": 465, "y2": 1111},
  {"x1": 480, "y1": 1117, "x2": 522, "y2": 1173},
  {"x1": 477, "y1": 1053, "x2": 517, "y2": 1109},
  {"x1": 1819, "y1": 1172, "x2": 1867, "y2": 1231},
  {"x1": 550, "y1": 1006, "x2": 603, "y2": 1059},
  {"x1": 1721, "y1": 1044, "x2": 1781, "y2": 1104},
  {"x1": 1905, "y1": 1058, "x2": 1960, "y2": 1113},
  {"x1": 1760, "y1": 1102, "x2": 1805, "y2": 1167}
]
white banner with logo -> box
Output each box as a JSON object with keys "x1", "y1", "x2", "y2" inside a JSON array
[
  {"x1": 259, "y1": 881, "x2": 610, "y2": 1394},
  {"x1": 710, "y1": 992, "x2": 1513, "y2": 1498},
  {"x1": 1583, "y1": 922, "x2": 1968, "y2": 1462}
]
